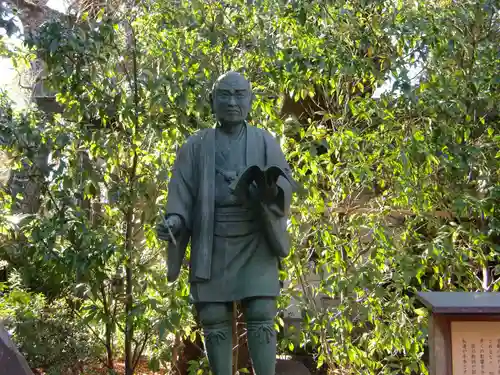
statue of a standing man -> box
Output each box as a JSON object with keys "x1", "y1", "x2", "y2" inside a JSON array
[{"x1": 157, "y1": 71, "x2": 295, "y2": 375}]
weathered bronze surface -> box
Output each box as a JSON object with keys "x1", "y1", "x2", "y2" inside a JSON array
[
  {"x1": 157, "y1": 71, "x2": 296, "y2": 375},
  {"x1": 0, "y1": 323, "x2": 34, "y2": 375}
]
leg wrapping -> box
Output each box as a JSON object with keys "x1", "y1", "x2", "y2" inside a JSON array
[
  {"x1": 243, "y1": 298, "x2": 277, "y2": 375},
  {"x1": 204, "y1": 321, "x2": 230, "y2": 346},
  {"x1": 246, "y1": 320, "x2": 276, "y2": 344},
  {"x1": 196, "y1": 303, "x2": 233, "y2": 375}
]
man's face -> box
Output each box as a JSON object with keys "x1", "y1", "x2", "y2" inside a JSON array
[{"x1": 212, "y1": 73, "x2": 252, "y2": 126}]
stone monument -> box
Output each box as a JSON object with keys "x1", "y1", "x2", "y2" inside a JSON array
[
  {"x1": 0, "y1": 322, "x2": 33, "y2": 375},
  {"x1": 157, "y1": 71, "x2": 297, "y2": 375}
]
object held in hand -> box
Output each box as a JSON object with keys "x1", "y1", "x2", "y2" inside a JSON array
[
  {"x1": 167, "y1": 225, "x2": 177, "y2": 246},
  {"x1": 162, "y1": 216, "x2": 178, "y2": 246},
  {"x1": 229, "y1": 164, "x2": 300, "y2": 200}
]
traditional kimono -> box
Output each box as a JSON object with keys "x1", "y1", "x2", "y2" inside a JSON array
[{"x1": 165, "y1": 123, "x2": 292, "y2": 303}]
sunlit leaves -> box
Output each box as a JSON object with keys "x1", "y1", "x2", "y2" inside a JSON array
[{"x1": 0, "y1": 0, "x2": 499, "y2": 373}]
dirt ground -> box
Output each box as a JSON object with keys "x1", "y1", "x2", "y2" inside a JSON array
[{"x1": 34, "y1": 359, "x2": 168, "y2": 375}]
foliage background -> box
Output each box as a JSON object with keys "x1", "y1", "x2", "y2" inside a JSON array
[{"x1": 0, "y1": 0, "x2": 499, "y2": 374}]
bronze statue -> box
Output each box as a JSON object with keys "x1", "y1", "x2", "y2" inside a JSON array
[{"x1": 157, "y1": 71, "x2": 296, "y2": 375}]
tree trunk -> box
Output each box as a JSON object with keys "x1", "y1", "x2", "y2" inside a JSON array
[
  {"x1": 124, "y1": 160, "x2": 137, "y2": 375},
  {"x1": 232, "y1": 303, "x2": 238, "y2": 375},
  {"x1": 124, "y1": 18, "x2": 139, "y2": 374},
  {"x1": 232, "y1": 303, "x2": 252, "y2": 374}
]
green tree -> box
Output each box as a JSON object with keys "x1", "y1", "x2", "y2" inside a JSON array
[{"x1": 0, "y1": 0, "x2": 498, "y2": 374}]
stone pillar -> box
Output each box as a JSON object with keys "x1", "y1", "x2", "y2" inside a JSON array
[{"x1": 0, "y1": 322, "x2": 33, "y2": 375}]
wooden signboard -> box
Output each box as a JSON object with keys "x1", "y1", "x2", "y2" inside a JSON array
[
  {"x1": 417, "y1": 292, "x2": 500, "y2": 375},
  {"x1": 450, "y1": 321, "x2": 500, "y2": 375}
]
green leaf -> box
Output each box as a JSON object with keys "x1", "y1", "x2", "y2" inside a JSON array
[{"x1": 413, "y1": 131, "x2": 425, "y2": 141}]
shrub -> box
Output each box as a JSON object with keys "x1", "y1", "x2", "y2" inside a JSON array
[{"x1": 0, "y1": 285, "x2": 102, "y2": 375}]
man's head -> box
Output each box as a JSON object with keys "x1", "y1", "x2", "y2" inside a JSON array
[{"x1": 210, "y1": 71, "x2": 253, "y2": 126}]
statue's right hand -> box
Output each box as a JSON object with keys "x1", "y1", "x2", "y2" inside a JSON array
[{"x1": 156, "y1": 214, "x2": 183, "y2": 241}]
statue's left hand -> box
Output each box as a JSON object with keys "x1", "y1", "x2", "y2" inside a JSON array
[
  {"x1": 250, "y1": 179, "x2": 279, "y2": 202},
  {"x1": 264, "y1": 181, "x2": 279, "y2": 200}
]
